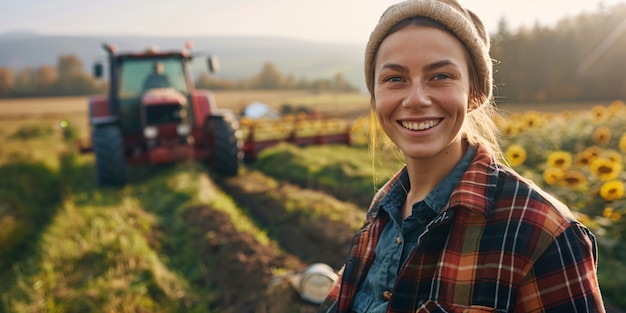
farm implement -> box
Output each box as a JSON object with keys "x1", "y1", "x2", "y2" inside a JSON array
[
  {"x1": 239, "y1": 113, "x2": 352, "y2": 162},
  {"x1": 77, "y1": 42, "x2": 353, "y2": 186}
]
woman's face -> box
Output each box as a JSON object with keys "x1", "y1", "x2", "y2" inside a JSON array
[{"x1": 373, "y1": 24, "x2": 471, "y2": 161}]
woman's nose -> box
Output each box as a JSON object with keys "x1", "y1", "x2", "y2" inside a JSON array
[{"x1": 402, "y1": 82, "x2": 431, "y2": 107}]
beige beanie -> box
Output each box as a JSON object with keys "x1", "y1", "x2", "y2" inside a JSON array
[{"x1": 365, "y1": 0, "x2": 492, "y2": 105}]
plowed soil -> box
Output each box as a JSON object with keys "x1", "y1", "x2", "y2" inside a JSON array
[{"x1": 182, "y1": 170, "x2": 363, "y2": 312}]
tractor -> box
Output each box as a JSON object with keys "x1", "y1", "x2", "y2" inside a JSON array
[{"x1": 81, "y1": 42, "x2": 241, "y2": 186}]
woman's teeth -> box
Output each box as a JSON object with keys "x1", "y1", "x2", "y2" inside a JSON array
[{"x1": 401, "y1": 120, "x2": 440, "y2": 131}]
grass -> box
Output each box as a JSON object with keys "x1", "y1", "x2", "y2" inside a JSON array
[
  {"x1": 0, "y1": 113, "x2": 281, "y2": 312},
  {"x1": 250, "y1": 143, "x2": 404, "y2": 208}
]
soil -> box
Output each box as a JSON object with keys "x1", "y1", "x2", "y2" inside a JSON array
[{"x1": 182, "y1": 170, "x2": 361, "y2": 312}]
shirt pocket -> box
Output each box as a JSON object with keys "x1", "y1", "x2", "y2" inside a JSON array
[{"x1": 415, "y1": 300, "x2": 505, "y2": 313}]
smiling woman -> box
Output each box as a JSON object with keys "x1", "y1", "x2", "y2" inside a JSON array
[{"x1": 316, "y1": 0, "x2": 606, "y2": 312}]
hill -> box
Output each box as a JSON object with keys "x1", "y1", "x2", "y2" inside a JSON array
[{"x1": 0, "y1": 32, "x2": 366, "y2": 90}]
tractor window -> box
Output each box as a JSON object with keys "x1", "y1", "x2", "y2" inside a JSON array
[
  {"x1": 145, "y1": 104, "x2": 184, "y2": 125},
  {"x1": 119, "y1": 58, "x2": 189, "y2": 99}
]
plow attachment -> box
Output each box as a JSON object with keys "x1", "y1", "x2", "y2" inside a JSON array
[{"x1": 241, "y1": 117, "x2": 352, "y2": 161}]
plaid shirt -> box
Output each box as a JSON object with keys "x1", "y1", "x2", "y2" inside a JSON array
[{"x1": 317, "y1": 145, "x2": 605, "y2": 313}]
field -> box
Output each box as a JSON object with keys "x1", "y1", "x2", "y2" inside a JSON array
[{"x1": 1, "y1": 93, "x2": 625, "y2": 312}]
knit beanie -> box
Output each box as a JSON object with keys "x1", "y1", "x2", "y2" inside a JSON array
[{"x1": 365, "y1": 0, "x2": 492, "y2": 105}]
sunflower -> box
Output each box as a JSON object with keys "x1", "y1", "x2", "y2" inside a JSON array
[
  {"x1": 592, "y1": 126, "x2": 611, "y2": 145},
  {"x1": 575, "y1": 151, "x2": 593, "y2": 167},
  {"x1": 600, "y1": 180, "x2": 625, "y2": 201},
  {"x1": 560, "y1": 170, "x2": 587, "y2": 191},
  {"x1": 591, "y1": 105, "x2": 608, "y2": 121},
  {"x1": 543, "y1": 167, "x2": 564, "y2": 186},
  {"x1": 608, "y1": 100, "x2": 625, "y2": 114},
  {"x1": 590, "y1": 157, "x2": 623, "y2": 181},
  {"x1": 522, "y1": 111, "x2": 543, "y2": 129},
  {"x1": 602, "y1": 207, "x2": 623, "y2": 222},
  {"x1": 576, "y1": 146, "x2": 602, "y2": 167},
  {"x1": 546, "y1": 151, "x2": 572, "y2": 170},
  {"x1": 605, "y1": 149, "x2": 623, "y2": 165},
  {"x1": 505, "y1": 144, "x2": 527, "y2": 167},
  {"x1": 500, "y1": 123, "x2": 520, "y2": 137},
  {"x1": 619, "y1": 133, "x2": 626, "y2": 154}
]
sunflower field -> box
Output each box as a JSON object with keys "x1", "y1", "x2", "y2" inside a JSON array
[{"x1": 495, "y1": 101, "x2": 626, "y2": 305}]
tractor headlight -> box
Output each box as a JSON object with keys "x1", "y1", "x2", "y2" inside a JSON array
[
  {"x1": 176, "y1": 124, "x2": 190, "y2": 136},
  {"x1": 288, "y1": 263, "x2": 337, "y2": 304},
  {"x1": 143, "y1": 126, "x2": 158, "y2": 139}
]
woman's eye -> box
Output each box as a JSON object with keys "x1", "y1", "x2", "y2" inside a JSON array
[
  {"x1": 433, "y1": 73, "x2": 451, "y2": 81},
  {"x1": 385, "y1": 76, "x2": 403, "y2": 82}
]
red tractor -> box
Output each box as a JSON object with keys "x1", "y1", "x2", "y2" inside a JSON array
[{"x1": 82, "y1": 42, "x2": 241, "y2": 186}]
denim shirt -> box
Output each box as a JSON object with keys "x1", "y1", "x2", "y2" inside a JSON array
[{"x1": 350, "y1": 145, "x2": 476, "y2": 313}]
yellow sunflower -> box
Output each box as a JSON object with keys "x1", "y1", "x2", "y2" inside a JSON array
[
  {"x1": 590, "y1": 157, "x2": 623, "y2": 181},
  {"x1": 600, "y1": 180, "x2": 625, "y2": 201},
  {"x1": 546, "y1": 151, "x2": 572, "y2": 170},
  {"x1": 505, "y1": 144, "x2": 527, "y2": 167},
  {"x1": 560, "y1": 170, "x2": 587, "y2": 191},
  {"x1": 522, "y1": 111, "x2": 543, "y2": 129},
  {"x1": 608, "y1": 100, "x2": 625, "y2": 114},
  {"x1": 575, "y1": 151, "x2": 593, "y2": 167},
  {"x1": 605, "y1": 149, "x2": 623, "y2": 165},
  {"x1": 592, "y1": 126, "x2": 611, "y2": 145},
  {"x1": 602, "y1": 206, "x2": 622, "y2": 221},
  {"x1": 500, "y1": 123, "x2": 520, "y2": 137},
  {"x1": 591, "y1": 105, "x2": 607, "y2": 121},
  {"x1": 619, "y1": 133, "x2": 626, "y2": 154},
  {"x1": 543, "y1": 167, "x2": 564, "y2": 186},
  {"x1": 576, "y1": 146, "x2": 602, "y2": 167}
]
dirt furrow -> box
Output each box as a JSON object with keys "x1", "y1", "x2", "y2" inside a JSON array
[
  {"x1": 218, "y1": 170, "x2": 363, "y2": 270},
  {"x1": 183, "y1": 203, "x2": 319, "y2": 313}
]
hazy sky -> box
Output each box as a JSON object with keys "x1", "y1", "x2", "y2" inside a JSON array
[{"x1": 1, "y1": 0, "x2": 624, "y2": 44}]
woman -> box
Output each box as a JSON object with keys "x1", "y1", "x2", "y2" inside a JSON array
[{"x1": 317, "y1": 0, "x2": 605, "y2": 312}]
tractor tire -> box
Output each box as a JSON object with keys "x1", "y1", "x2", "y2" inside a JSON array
[
  {"x1": 205, "y1": 116, "x2": 241, "y2": 176},
  {"x1": 92, "y1": 125, "x2": 127, "y2": 186}
]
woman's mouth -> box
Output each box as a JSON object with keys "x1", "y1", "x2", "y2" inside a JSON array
[{"x1": 400, "y1": 119, "x2": 441, "y2": 131}]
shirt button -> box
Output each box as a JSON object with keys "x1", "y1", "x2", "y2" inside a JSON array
[
  {"x1": 383, "y1": 290, "x2": 392, "y2": 301},
  {"x1": 396, "y1": 236, "x2": 402, "y2": 245}
]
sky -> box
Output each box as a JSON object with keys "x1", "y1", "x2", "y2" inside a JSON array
[{"x1": 1, "y1": 0, "x2": 624, "y2": 44}]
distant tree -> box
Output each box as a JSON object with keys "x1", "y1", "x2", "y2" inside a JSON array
[
  {"x1": 0, "y1": 67, "x2": 14, "y2": 97},
  {"x1": 296, "y1": 77, "x2": 310, "y2": 89},
  {"x1": 13, "y1": 68, "x2": 37, "y2": 96},
  {"x1": 493, "y1": 16, "x2": 511, "y2": 42},
  {"x1": 53, "y1": 54, "x2": 100, "y2": 95},
  {"x1": 36, "y1": 65, "x2": 58, "y2": 96},
  {"x1": 283, "y1": 74, "x2": 297, "y2": 89},
  {"x1": 255, "y1": 62, "x2": 284, "y2": 89},
  {"x1": 311, "y1": 79, "x2": 331, "y2": 91},
  {"x1": 332, "y1": 72, "x2": 355, "y2": 91}
]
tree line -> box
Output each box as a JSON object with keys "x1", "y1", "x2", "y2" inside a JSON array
[
  {"x1": 490, "y1": 2, "x2": 626, "y2": 103},
  {"x1": 1, "y1": 3, "x2": 625, "y2": 102},
  {"x1": 0, "y1": 57, "x2": 357, "y2": 98},
  {"x1": 196, "y1": 62, "x2": 356, "y2": 91}
]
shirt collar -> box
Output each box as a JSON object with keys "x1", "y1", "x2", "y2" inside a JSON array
[{"x1": 368, "y1": 145, "x2": 499, "y2": 219}]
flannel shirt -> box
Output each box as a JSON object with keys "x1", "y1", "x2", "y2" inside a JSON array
[{"x1": 317, "y1": 145, "x2": 605, "y2": 313}]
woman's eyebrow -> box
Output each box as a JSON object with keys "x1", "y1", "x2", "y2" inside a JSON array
[
  {"x1": 379, "y1": 59, "x2": 459, "y2": 74},
  {"x1": 379, "y1": 62, "x2": 409, "y2": 73},
  {"x1": 423, "y1": 59, "x2": 458, "y2": 73}
]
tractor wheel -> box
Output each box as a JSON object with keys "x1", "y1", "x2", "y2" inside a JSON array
[
  {"x1": 92, "y1": 125, "x2": 127, "y2": 186},
  {"x1": 205, "y1": 116, "x2": 241, "y2": 176}
]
